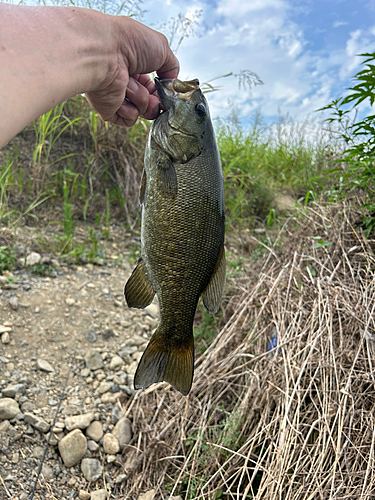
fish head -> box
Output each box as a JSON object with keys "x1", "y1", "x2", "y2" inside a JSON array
[{"x1": 152, "y1": 78, "x2": 211, "y2": 163}]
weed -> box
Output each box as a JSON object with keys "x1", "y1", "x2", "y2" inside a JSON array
[
  {"x1": 0, "y1": 156, "x2": 14, "y2": 224},
  {"x1": 194, "y1": 302, "x2": 221, "y2": 353},
  {"x1": 0, "y1": 246, "x2": 16, "y2": 274},
  {"x1": 32, "y1": 103, "x2": 81, "y2": 195},
  {"x1": 29, "y1": 262, "x2": 57, "y2": 277}
]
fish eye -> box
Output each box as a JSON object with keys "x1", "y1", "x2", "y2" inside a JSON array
[{"x1": 195, "y1": 103, "x2": 206, "y2": 116}]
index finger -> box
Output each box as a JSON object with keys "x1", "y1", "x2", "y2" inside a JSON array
[{"x1": 156, "y1": 49, "x2": 179, "y2": 80}]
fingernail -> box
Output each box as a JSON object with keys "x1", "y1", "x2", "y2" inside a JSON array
[{"x1": 127, "y1": 78, "x2": 138, "y2": 93}]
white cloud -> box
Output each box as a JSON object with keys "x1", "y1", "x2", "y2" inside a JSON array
[
  {"x1": 141, "y1": 0, "x2": 374, "y2": 123},
  {"x1": 340, "y1": 27, "x2": 375, "y2": 79},
  {"x1": 333, "y1": 21, "x2": 349, "y2": 28}
]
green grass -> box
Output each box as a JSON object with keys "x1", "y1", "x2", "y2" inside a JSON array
[
  {"x1": 218, "y1": 115, "x2": 333, "y2": 228},
  {"x1": 0, "y1": 246, "x2": 16, "y2": 274}
]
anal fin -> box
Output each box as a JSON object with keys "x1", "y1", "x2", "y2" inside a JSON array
[
  {"x1": 124, "y1": 257, "x2": 155, "y2": 308},
  {"x1": 202, "y1": 245, "x2": 226, "y2": 314},
  {"x1": 134, "y1": 329, "x2": 194, "y2": 396}
]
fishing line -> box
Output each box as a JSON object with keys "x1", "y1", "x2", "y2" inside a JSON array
[{"x1": 28, "y1": 333, "x2": 82, "y2": 500}]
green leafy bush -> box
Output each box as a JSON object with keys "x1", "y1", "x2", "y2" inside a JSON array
[{"x1": 320, "y1": 52, "x2": 375, "y2": 235}]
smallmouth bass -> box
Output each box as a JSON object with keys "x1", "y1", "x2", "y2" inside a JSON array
[{"x1": 124, "y1": 78, "x2": 225, "y2": 395}]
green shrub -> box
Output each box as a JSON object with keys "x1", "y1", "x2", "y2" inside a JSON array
[{"x1": 320, "y1": 52, "x2": 375, "y2": 235}]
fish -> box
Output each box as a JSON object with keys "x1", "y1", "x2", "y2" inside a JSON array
[{"x1": 124, "y1": 77, "x2": 226, "y2": 396}]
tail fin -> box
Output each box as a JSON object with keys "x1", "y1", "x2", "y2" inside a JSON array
[{"x1": 134, "y1": 328, "x2": 194, "y2": 396}]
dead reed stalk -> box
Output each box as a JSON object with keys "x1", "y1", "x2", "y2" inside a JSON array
[{"x1": 116, "y1": 199, "x2": 375, "y2": 500}]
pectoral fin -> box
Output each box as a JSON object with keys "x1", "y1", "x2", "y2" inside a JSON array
[
  {"x1": 157, "y1": 157, "x2": 178, "y2": 197},
  {"x1": 139, "y1": 170, "x2": 146, "y2": 205},
  {"x1": 124, "y1": 257, "x2": 155, "y2": 308},
  {"x1": 134, "y1": 329, "x2": 194, "y2": 396},
  {"x1": 202, "y1": 246, "x2": 226, "y2": 314}
]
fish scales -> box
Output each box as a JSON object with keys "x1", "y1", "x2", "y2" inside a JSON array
[{"x1": 124, "y1": 78, "x2": 226, "y2": 395}]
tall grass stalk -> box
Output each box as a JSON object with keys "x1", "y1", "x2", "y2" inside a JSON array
[
  {"x1": 217, "y1": 115, "x2": 336, "y2": 227},
  {"x1": 32, "y1": 103, "x2": 81, "y2": 195}
]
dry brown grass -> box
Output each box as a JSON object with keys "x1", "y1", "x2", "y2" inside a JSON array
[{"x1": 115, "y1": 198, "x2": 375, "y2": 500}]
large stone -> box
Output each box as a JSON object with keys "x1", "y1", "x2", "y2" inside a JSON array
[
  {"x1": 24, "y1": 413, "x2": 50, "y2": 433},
  {"x1": 138, "y1": 490, "x2": 156, "y2": 500},
  {"x1": 84, "y1": 349, "x2": 103, "y2": 370},
  {"x1": 25, "y1": 252, "x2": 41, "y2": 267},
  {"x1": 0, "y1": 398, "x2": 20, "y2": 420},
  {"x1": 9, "y1": 297, "x2": 19, "y2": 311},
  {"x1": 0, "y1": 325, "x2": 12, "y2": 334},
  {"x1": 0, "y1": 420, "x2": 11, "y2": 433},
  {"x1": 80, "y1": 458, "x2": 103, "y2": 482},
  {"x1": 112, "y1": 417, "x2": 132, "y2": 449},
  {"x1": 58, "y1": 429, "x2": 87, "y2": 467},
  {"x1": 91, "y1": 490, "x2": 108, "y2": 500},
  {"x1": 2, "y1": 384, "x2": 26, "y2": 398},
  {"x1": 65, "y1": 413, "x2": 94, "y2": 431},
  {"x1": 97, "y1": 381, "x2": 111, "y2": 395},
  {"x1": 109, "y1": 355, "x2": 123, "y2": 371},
  {"x1": 1, "y1": 332, "x2": 10, "y2": 344},
  {"x1": 79, "y1": 491, "x2": 91, "y2": 500},
  {"x1": 86, "y1": 421, "x2": 103, "y2": 442},
  {"x1": 36, "y1": 359, "x2": 54, "y2": 373},
  {"x1": 103, "y1": 433, "x2": 120, "y2": 455}
]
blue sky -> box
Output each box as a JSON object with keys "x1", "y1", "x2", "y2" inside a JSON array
[{"x1": 139, "y1": 0, "x2": 375, "y2": 125}]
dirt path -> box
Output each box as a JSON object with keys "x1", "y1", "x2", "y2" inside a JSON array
[{"x1": 0, "y1": 226, "x2": 162, "y2": 500}]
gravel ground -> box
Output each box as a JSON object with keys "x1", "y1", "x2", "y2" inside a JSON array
[{"x1": 0, "y1": 228, "x2": 170, "y2": 500}]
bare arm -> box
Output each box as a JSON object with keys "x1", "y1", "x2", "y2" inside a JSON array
[{"x1": 0, "y1": 4, "x2": 179, "y2": 148}]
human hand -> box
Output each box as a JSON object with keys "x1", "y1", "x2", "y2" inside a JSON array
[{"x1": 85, "y1": 17, "x2": 179, "y2": 127}]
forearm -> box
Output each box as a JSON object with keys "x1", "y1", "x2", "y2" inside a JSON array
[{"x1": 0, "y1": 5, "x2": 117, "y2": 147}]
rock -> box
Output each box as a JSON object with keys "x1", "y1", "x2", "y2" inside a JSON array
[
  {"x1": 2, "y1": 384, "x2": 26, "y2": 398},
  {"x1": 0, "y1": 398, "x2": 20, "y2": 420},
  {"x1": 0, "y1": 420, "x2": 11, "y2": 433},
  {"x1": 169, "y1": 497, "x2": 183, "y2": 500},
  {"x1": 91, "y1": 490, "x2": 108, "y2": 500},
  {"x1": 58, "y1": 429, "x2": 87, "y2": 467},
  {"x1": 87, "y1": 440, "x2": 99, "y2": 452},
  {"x1": 84, "y1": 349, "x2": 103, "y2": 370},
  {"x1": 9, "y1": 296, "x2": 19, "y2": 311},
  {"x1": 87, "y1": 327, "x2": 97, "y2": 343},
  {"x1": 100, "y1": 393, "x2": 117, "y2": 404},
  {"x1": 101, "y1": 328, "x2": 115, "y2": 340},
  {"x1": 86, "y1": 421, "x2": 103, "y2": 442},
  {"x1": 41, "y1": 464, "x2": 54, "y2": 481},
  {"x1": 65, "y1": 297, "x2": 75, "y2": 306},
  {"x1": 24, "y1": 413, "x2": 50, "y2": 433},
  {"x1": 79, "y1": 491, "x2": 91, "y2": 500},
  {"x1": 126, "y1": 361, "x2": 138, "y2": 375},
  {"x1": 138, "y1": 490, "x2": 156, "y2": 500},
  {"x1": 103, "y1": 433, "x2": 120, "y2": 455},
  {"x1": 115, "y1": 474, "x2": 127, "y2": 484},
  {"x1": 109, "y1": 355, "x2": 123, "y2": 371},
  {"x1": 36, "y1": 359, "x2": 54, "y2": 372},
  {"x1": 1, "y1": 332, "x2": 10, "y2": 344},
  {"x1": 80, "y1": 458, "x2": 103, "y2": 482},
  {"x1": 25, "y1": 252, "x2": 41, "y2": 267},
  {"x1": 0, "y1": 325, "x2": 12, "y2": 333},
  {"x1": 32, "y1": 446, "x2": 45, "y2": 458},
  {"x1": 97, "y1": 381, "x2": 111, "y2": 394},
  {"x1": 81, "y1": 368, "x2": 90, "y2": 378},
  {"x1": 65, "y1": 413, "x2": 94, "y2": 431},
  {"x1": 112, "y1": 417, "x2": 132, "y2": 449}
]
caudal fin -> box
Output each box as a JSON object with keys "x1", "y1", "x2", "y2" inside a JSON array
[{"x1": 134, "y1": 329, "x2": 194, "y2": 396}]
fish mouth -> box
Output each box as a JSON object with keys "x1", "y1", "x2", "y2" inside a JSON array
[{"x1": 155, "y1": 78, "x2": 200, "y2": 109}]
